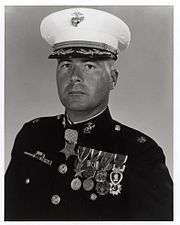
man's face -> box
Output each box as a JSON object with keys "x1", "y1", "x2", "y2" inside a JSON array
[{"x1": 56, "y1": 57, "x2": 116, "y2": 112}]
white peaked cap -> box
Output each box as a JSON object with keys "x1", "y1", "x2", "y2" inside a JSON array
[{"x1": 40, "y1": 8, "x2": 131, "y2": 58}]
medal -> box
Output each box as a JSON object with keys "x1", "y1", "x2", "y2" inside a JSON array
[
  {"x1": 58, "y1": 163, "x2": 68, "y2": 174},
  {"x1": 95, "y1": 170, "x2": 107, "y2": 182},
  {"x1": 83, "y1": 178, "x2": 94, "y2": 191},
  {"x1": 71, "y1": 177, "x2": 82, "y2": 190},
  {"x1": 60, "y1": 129, "x2": 78, "y2": 160},
  {"x1": 83, "y1": 166, "x2": 96, "y2": 178},
  {"x1": 108, "y1": 154, "x2": 128, "y2": 196},
  {"x1": 95, "y1": 181, "x2": 110, "y2": 196},
  {"x1": 109, "y1": 183, "x2": 122, "y2": 196},
  {"x1": 110, "y1": 166, "x2": 123, "y2": 185}
]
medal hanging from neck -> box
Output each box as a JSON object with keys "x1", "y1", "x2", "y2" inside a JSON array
[
  {"x1": 60, "y1": 129, "x2": 78, "y2": 160},
  {"x1": 109, "y1": 154, "x2": 128, "y2": 196}
]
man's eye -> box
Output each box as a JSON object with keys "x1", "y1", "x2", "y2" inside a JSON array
[
  {"x1": 59, "y1": 62, "x2": 71, "y2": 69},
  {"x1": 84, "y1": 63, "x2": 96, "y2": 70}
]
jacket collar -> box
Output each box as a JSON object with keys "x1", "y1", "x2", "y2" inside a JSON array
[{"x1": 64, "y1": 107, "x2": 113, "y2": 132}]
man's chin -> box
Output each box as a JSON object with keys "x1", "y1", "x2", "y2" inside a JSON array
[{"x1": 62, "y1": 101, "x2": 90, "y2": 111}]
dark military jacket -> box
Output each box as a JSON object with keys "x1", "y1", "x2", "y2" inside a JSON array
[{"x1": 5, "y1": 108, "x2": 173, "y2": 221}]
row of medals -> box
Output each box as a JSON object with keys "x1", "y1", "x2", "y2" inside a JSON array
[
  {"x1": 71, "y1": 147, "x2": 127, "y2": 196},
  {"x1": 59, "y1": 128, "x2": 127, "y2": 197}
]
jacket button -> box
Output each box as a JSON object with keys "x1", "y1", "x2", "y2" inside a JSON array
[
  {"x1": 51, "y1": 194, "x2": 61, "y2": 205},
  {"x1": 90, "y1": 193, "x2": 97, "y2": 201},
  {"x1": 25, "y1": 178, "x2": 30, "y2": 184},
  {"x1": 115, "y1": 125, "x2": 121, "y2": 131}
]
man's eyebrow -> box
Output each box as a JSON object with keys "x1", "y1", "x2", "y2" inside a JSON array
[{"x1": 58, "y1": 58, "x2": 100, "y2": 63}]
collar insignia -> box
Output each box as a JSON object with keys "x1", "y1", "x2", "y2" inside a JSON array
[
  {"x1": 84, "y1": 122, "x2": 95, "y2": 134},
  {"x1": 137, "y1": 136, "x2": 147, "y2": 143}
]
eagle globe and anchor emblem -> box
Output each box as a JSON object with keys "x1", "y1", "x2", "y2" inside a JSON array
[{"x1": 71, "y1": 11, "x2": 85, "y2": 27}]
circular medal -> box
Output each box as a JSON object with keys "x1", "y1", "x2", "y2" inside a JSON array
[
  {"x1": 51, "y1": 194, "x2": 61, "y2": 205},
  {"x1": 83, "y1": 178, "x2": 94, "y2": 191},
  {"x1": 83, "y1": 166, "x2": 96, "y2": 178},
  {"x1": 95, "y1": 181, "x2": 110, "y2": 196},
  {"x1": 95, "y1": 170, "x2": 107, "y2": 182},
  {"x1": 71, "y1": 177, "x2": 82, "y2": 190},
  {"x1": 110, "y1": 171, "x2": 123, "y2": 185},
  {"x1": 90, "y1": 193, "x2": 98, "y2": 201},
  {"x1": 58, "y1": 163, "x2": 68, "y2": 174}
]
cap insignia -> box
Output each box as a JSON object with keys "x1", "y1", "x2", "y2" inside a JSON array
[{"x1": 71, "y1": 11, "x2": 84, "y2": 27}]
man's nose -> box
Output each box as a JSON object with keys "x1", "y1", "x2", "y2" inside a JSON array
[{"x1": 70, "y1": 64, "x2": 83, "y2": 83}]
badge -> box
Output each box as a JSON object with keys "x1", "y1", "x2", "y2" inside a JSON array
[
  {"x1": 71, "y1": 11, "x2": 84, "y2": 27},
  {"x1": 109, "y1": 183, "x2": 122, "y2": 196},
  {"x1": 58, "y1": 164, "x2": 68, "y2": 174},
  {"x1": 95, "y1": 181, "x2": 110, "y2": 196},
  {"x1": 90, "y1": 193, "x2": 98, "y2": 201},
  {"x1": 83, "y1": 178, "x2": 94, "y2": 191},
  {"x1": 24, "y1": 151, "x2": 52, "y2": 166},
  {"x1": 95, "y1": 170, "x2": 107, "y2": 183},
  {"x1": 71, "y1": 177, "x2": 82, "y2": 190},
  {"x1": 51, "y1": 194, "x2": 61, "y2": 205}
]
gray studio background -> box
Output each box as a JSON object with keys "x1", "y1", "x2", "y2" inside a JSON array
[{"x1": 5, "y1": 6, "x2": 173, "y2": 177}]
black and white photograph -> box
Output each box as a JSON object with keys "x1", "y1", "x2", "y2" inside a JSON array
[{"x1": 3, "y1": 2, "x2": 174, "y2": 222}]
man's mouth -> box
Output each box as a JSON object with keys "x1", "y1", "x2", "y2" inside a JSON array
[{"x1": 68, "y1": 90, "x2": 86, "y2": 95}]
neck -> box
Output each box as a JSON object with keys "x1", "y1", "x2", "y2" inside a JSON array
[{"x1": 66, "y1": 105, "x2": 108, "y2": 123}]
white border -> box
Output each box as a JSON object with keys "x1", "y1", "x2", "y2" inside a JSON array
[
  {"x1": 1, "y1": 0, "x2": 179, "y2": 225},
  {"x1": 0, "y1": 0, "x2": 175, "y2": 6}
]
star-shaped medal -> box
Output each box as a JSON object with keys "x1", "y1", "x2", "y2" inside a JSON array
[{"x1": 60, "y1": 142, "x2": 77, "y2": 160}]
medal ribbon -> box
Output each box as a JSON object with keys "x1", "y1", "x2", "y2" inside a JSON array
[
  {"x1": 99, "y1": 152, "x2": 114, "y2": 170},
  {"x1": 114, "y1": 154, "x2": 128, "y2": 169}
]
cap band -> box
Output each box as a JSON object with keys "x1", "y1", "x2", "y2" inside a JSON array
[
  {"x1": 49, "y1": 45, "x2": 118, "y2": 60},
  {"x1": 53, "y1": 41, "x2": 118, "y2": 56}
]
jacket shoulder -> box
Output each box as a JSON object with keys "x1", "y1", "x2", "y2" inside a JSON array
[
  {"x1": 23, "y1": 114, "x2": 64, "y2": 128},
  {"x1": 112, "y1": 119, "x2": 158, "y2": 150}
]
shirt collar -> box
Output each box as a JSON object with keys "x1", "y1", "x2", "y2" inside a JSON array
[
  {"x1": 66, "y1": 107, "x2": 107, "y2": 125},
  {"x1": 64, "y1": 107, "x2": 113, "y2": 131}
]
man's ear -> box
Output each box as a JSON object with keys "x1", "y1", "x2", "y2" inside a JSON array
[{"x1": 110, "y1": 69, "x2": 119, "y2": 90}]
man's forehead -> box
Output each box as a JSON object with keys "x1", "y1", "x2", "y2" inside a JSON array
[{"x1": 57, "y1": 56, "x2": 112, "y2": 64}]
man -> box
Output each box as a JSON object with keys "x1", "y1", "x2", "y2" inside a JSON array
[{"x1": 5, "y1": 7, "x2": 173, "y2": 221}]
